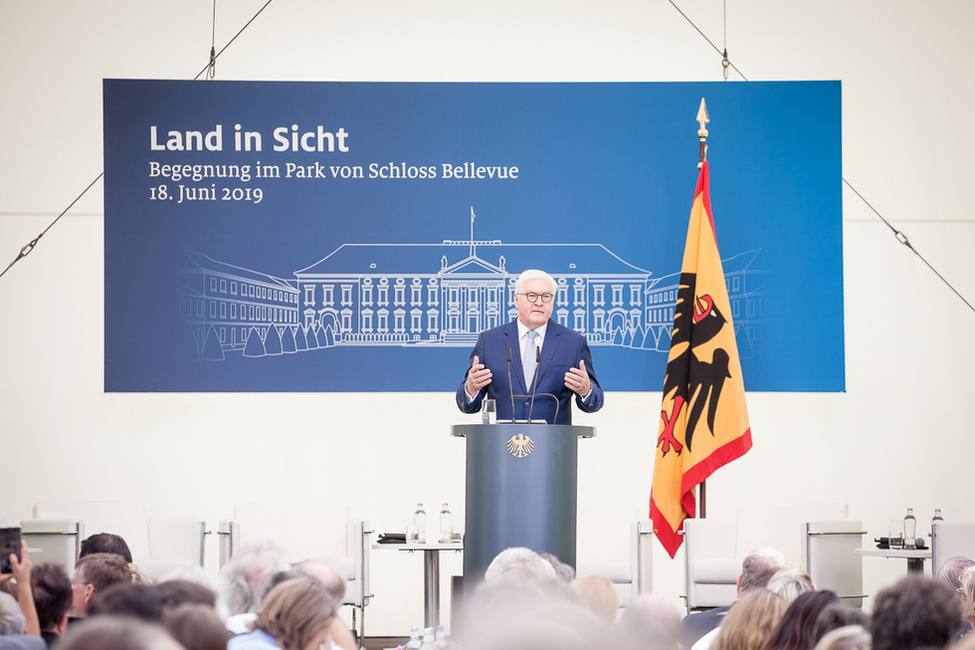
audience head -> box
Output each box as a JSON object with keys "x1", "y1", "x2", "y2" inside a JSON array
[
  {"x1": 937, "y1": 556, "x2": 974, "y2": 593},
  {"x1": 252, "y1": 576, "x2": 338, "y2": 650},
  {"x1": 217, "y1": 539, "x2": 290, "y2": 616},
  {"x1": 616, "y1": 592, "x2": 681, "y2": 650},
  {"x1": 163, "y1": 603, "x2": 230, "y2": 650},
  {"x1": 484, "y1": 547, "x2": 556, "y2": 582},
  {"x1": 153, "y1": 579, "x2": 217, "y2": 611},
  {"x1": 960, "y1": 564, "x2": 975, "y2": 623},
  {"x1": 72, "y1": 552, "x2": 135, "y2": 617},
  {"x1": 542, "y1": 554, "x2": 576, "y2": 582},
  {"x1": 712, "y1": 588, "x2": 787, "y2": 650},
  {"x1": 88, "y1": 583, "x2": 164, "y2": 622},
  {"x1": 80, "y1": 533, "x2": 133, "y2": 563},
  {"x1": 870, "y1": 576, "x2": 961, "y2": 650},
  {"x1": 812, "y1": 625, "x2": 872, "y2": 650},
  {"x1": 466, "y1": 571, "x2": 607, "y2": 650},
  {"x1": 811, "y1": 604, "x2": 870, "y2": 647},
  {"x1": 295, "y1": 559, "x2": 349, "y2": 603},
  {"x1": 31, "y1": 563, "x2": 73, "y2": 635},
  {"x1": 0, "y1": 592, "x2": 27, "y2": 635},
  {"x1": 739, "y1": 547, "x2": 788, "y2": 594},
  {"x1": 58, "y1": 615, "x2": 183, "y2": 650},
  {"x1": 765, "y1": 590, "x2": 842, "y2": 650},
  {"x1": 571, "y1": 575, "x2": 618, "y2": 624},
  {"x1": 767, "y1": 568, "x2": 816, "y2": 605}
]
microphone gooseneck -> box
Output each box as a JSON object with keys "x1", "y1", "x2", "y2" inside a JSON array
[
  {"x1": 527, "y1": 345, "x2": 541, "y2": 423},
  {"x1": 506, "y1": 346, "x2": 516, "y2": 423}
]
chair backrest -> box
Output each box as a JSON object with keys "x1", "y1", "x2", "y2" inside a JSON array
[
  {"x1": 801, "y1": 520, "x2": 865, "y2": 608},
  {"x1": 33, "y1": 502, "x2": 151, "y2": 561},
  {"x1": 576, "y1": 505, "x2": 651, "y2": 607},
  {"x1": 683, "y1": 518, "x2": 739, "y2": 610},
  {"x1": 931, "y1": 521, "x2": 975, "y2": 578}
]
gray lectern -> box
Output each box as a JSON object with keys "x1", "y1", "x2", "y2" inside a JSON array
[{"x1": 451, "y1": 423, "x2": 594, "y2": 590}]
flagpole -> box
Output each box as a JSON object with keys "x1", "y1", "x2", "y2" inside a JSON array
[{"x1": 697, "y1": 98, "x2": 709, "y2": 519}]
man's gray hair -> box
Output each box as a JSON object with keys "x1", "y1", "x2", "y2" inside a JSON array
[
  {"x1": 739, "y1": 547, "x2": 788, "y2": 593},
  {"x1": 0, "y1": 591, "x2": 26, "y2": 635},
  {"x1": 515, "y1": 270, "x2": 557, "y2": 295},
  {"x1": 484, "y1": 547, "x2": 555, "y2": 582},
  {"x1": 937, "y1": 556, "x2": 975, "y2": 592},
  {"x1": 217, "y1": 539, "x2": 291, "y2": 617}
]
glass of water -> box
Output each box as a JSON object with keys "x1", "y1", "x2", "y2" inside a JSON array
[{"x1": 889, "y1": 519, "x2": 904, "y2": 550}]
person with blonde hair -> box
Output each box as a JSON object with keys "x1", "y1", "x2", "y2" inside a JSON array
[
  {"x1": 711, "y1": 589, "x2": 787, "y2": 650},
  {"x1": 229, "y1": 577, "x2": 338, "y2": 650},
  {"x1": 570, "y1": 575, "x2": 618, "y2": 624},
  {"x1": 766, "y1": 568, "x2": 816, "y2": 606}
]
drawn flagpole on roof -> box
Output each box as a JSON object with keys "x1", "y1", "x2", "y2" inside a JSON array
[{"x1": 648, "y1": 101, "x2": 752, "y2": 558}]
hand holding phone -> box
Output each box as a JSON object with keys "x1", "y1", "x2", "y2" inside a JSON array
[{"x1": 0, "y1": 527, "x2": 22, "y2": 574}]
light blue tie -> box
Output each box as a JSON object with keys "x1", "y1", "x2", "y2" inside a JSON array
[{"x1": 523, "y1": 330, "x2": 538, "y2": 389}]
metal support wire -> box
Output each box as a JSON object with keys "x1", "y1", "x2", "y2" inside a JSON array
[
  {"x1": 667, "y1": 0, "x2": 974, "y2": 315},
  {"x1": 2, "y1": 1, "x2": 276, "y2": 281}
]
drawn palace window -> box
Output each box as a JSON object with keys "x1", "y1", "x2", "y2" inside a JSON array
[{"x1": 593, "y1": 285, "x2": 604, "y2": 306}]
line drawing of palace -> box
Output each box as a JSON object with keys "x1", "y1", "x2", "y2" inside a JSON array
[{"x1": 179, "y1": 211, "x2": 766, "y2": 361}]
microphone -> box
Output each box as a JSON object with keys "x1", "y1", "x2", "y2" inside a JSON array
[
  {"x1": 527, "y1": 345, "x2": 541, "y2": 423},
  {"x1": 506, "y1": 346, "x2": 517, "y2": 423}
]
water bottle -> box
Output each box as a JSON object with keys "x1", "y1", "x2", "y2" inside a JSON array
[
  {"x1": 414, "y1": 503, "x2": 427, "y2": 544},
  {"x1": 904, "y1": 507, "x2": 917, "y2": 549},
  {"x1": 406, "y1": 626, "x2": 421, "y2": 650},
  {"x1": 435, "y1": 625, "x2": 448, "y2": 650},
  {"x1": 439, "y1": 503, "x2": 453, "y2": 543},
  {"x1": 419, "y1": 627, "x2": 436, "y2": 650},
  {"x1": 933, "y1": 508, "x2": 944, "y2": 523}
]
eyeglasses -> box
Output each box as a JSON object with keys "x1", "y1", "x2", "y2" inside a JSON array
[{"x1": 517, "y1": 292, "x2": 554, "y2": 304}]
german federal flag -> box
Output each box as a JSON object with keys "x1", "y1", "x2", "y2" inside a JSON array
[{"x1": 649, "y1": 161, "x2": 752, "y2": 558}]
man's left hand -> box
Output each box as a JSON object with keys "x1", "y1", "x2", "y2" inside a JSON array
[{"x1": 564, "y1": 360, "x2": 592, "y2": 397}]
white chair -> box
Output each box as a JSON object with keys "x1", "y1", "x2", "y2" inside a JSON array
[
  {"x1": 23, "y1": 502, "x2": 207, "y2": 580},
  {"x1": 218, "y1": 502, "x2": 371, "y2": 644},
  {"x1": 801, "y1": 520, "x2": 867, "y2": 608},
  {"x1": 931, "y1": 521, "x2": 975, "y2": 577},
  {"x1": 575, "y1": 506, "x2": 654, "y2": 607},
  {"x1": 682, "y1": 503, "x2": 854, "y2": 612}
]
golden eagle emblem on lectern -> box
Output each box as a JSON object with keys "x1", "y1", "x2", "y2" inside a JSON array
[{"x1": 507, "y1": 433, "x2": 534, "y2": 458}]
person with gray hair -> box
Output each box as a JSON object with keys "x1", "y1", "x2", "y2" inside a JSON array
[
  {"x1": 939, "y1": 556, "x2": 975, "y2": 638},
  {"x1": 0, "y1": 592, "x2": 45, "y2": 650},
  {"x1": 484, "y1": 547, "x2": 556, "y2": 582},
  {"x1": 456, "y1": 268, "x2": 604, "y2": 425},
  {"x1": 217, "y1": 540, "x2": 290, "y2": 633},
  {"x1": 0, "y1": 593, "x2": 28, "y2": 636},
  {"x1": 617, "y1": 592, "x2": 682, "y2": 650},
  {"x1": 938, "y1": 556, "x2": 974, "y2": 593},
  {"x1": 679, "y1": 547, "x2": 788, "y2": 650}
]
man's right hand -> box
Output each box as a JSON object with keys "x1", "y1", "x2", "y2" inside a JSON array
[{"x1": 465, "y1": 355, "x2": 493, "y2": 399}]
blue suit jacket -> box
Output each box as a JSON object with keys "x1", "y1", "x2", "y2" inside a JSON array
[{"x1": 456, "y1": 319, "x2": 604, "y2": 424}]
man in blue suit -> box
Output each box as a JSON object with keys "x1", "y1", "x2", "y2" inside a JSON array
[{"x1": 456, "y1": 269, "x2": 604, "y2": 424}]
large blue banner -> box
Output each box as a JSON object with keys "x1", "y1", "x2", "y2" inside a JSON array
[{"x1": 103, "y1": 80, "x2": 843, "y2": 392}]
